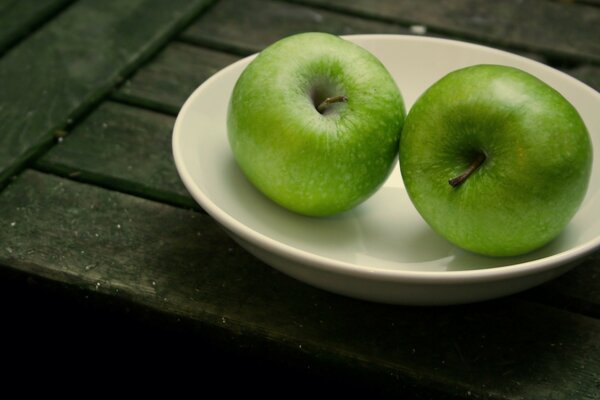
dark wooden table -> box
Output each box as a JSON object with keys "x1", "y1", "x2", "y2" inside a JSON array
[{"x1": 1, "y1": 0, "x2": 599, "y2": 398}]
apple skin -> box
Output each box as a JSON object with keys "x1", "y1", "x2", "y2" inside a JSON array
[
  {"x1": 399, "y1": 64, "x2": 593, "y2": 257},
  {"x1": 227, "y1": 32, "x2": 405, "y2": 216}
]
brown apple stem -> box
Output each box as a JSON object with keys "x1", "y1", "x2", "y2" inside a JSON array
[
  {"x1": 316, "y1": 95, "x2": 348, "y2": 113},
  {"x1": 448, "y1": 152, "x2": 486, "y2": 187}
]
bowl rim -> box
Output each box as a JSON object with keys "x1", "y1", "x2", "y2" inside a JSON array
[{"x1": 173, "y1": 34, "x2": 600, "y2": 285}]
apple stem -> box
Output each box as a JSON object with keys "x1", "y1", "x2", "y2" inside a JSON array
[
  {"x1": 316, "y1": 95, "x2": 348, "y2": 114},
  {"x1": 448, "y1": 152, "x2": 486, "y2": 187}
]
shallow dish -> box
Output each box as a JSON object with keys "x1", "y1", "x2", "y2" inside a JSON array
[{"x1": 173, "y1": 35, "x2": 600, "y2": 305}]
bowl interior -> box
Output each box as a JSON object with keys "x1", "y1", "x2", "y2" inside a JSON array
[{"x1": 174, "y1": 35, "x2": 600, "y2": 273}]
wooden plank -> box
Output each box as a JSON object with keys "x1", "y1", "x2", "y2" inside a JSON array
[
  {"x1": 1, "y1": 169, "x2": 599, "y2": 399},
  {"x1": 287, "y1": 0, "x2": 600, "y2": 63},
  {"x1": 34, "y1": 97, "x2": 600, "y2": 316},
  {"x1": 0, "y1": 268, "x2": 395, "y2": 398},
  {"x1": 572, "y1": 0, "x2": 600, "y2": 6},
  {"x1": 34, "y1": 101, "x2": 196, "y2": 209},
  {"x1": 113, "y1": 42, "x2": 240, "y2": 115},
  {"x1": 526, "y1": 258, "x2": 600, "y2": 318},
  {"x1": 0, "y1": 0, "x2": 214, "y2": 185},
  {"x1": 113, "y1": 42, "x2": 539, "y2": 121},
  {"x1": 0, "y1": 0, "x2": 73, "y2": 54},
  {"x1": 566, "y1": 65, "x2": 600, "y2": 92},
  {"x1": 115, "y1": 0, "x2": 544, "y2": 114},
  {"x1": 180, "y1": 0, "x2": 410, "y2": 55},
  {"x1": 177, "y1": 0, "x2": 544, "y2": 70}
]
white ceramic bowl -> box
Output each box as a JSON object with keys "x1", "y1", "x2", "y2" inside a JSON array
[{"x1": 173, "y1": 35, "x2": 600, "y2": 305}]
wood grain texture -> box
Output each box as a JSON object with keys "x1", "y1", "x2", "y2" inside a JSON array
[
  {"x1": 0, "y1": 0, "x2": 73, "y2": 54},
  {"x1": 567, "y1": 65, "x2": 600, "y2": 92},
  {"x1": 34, "y1": 101, "x2": 196, "y2": 209},
  {"x1": 287, "y1": 0, "x2": 600, "y2": 63},
  {"x1": 0, "y1": 0, "x2": 214, "y2": 184},
  {"x1": 179, "y1": 0, "x2": 546, "y2": 63},
  {"x1": 526, "y1": 260, "x2": 600, "y2": 318},
  {"x1": 34, "y1": 96, "x2": 600, "y2": 315},
  {"x1": 113, "y1": 42, "x2": 240, "y2": 115},
  {"x1": 116, "y1": 0, "x2": 559, "y2": 115},
  {"x1": 571, "y1": 0, "x2": 600, "y2": 6},
  {"x1": 2, "y1": 0, "x2": 598, "y2": 396},
  {"x1": 0, "y1": 169, "x2": 599, "y2": 400},
  {"x1": 180, "y1": 0, "x2": 410, "y2": 55}
]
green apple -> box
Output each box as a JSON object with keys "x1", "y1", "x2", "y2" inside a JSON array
[
  {"x1": 227, "y1": 32, "x2": 405, "y2": 216},
  {"x1": 399, "y1": 64, "x2": 593, "y2": 257}
]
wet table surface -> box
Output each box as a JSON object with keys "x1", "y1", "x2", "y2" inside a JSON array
[{"x1": 0, "y1": 0, "x2": 599, "y2": 398}]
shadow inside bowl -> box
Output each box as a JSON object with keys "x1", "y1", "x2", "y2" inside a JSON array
[{"x1": 219, "y1": 156, "x2": 591, "y2": 273}]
